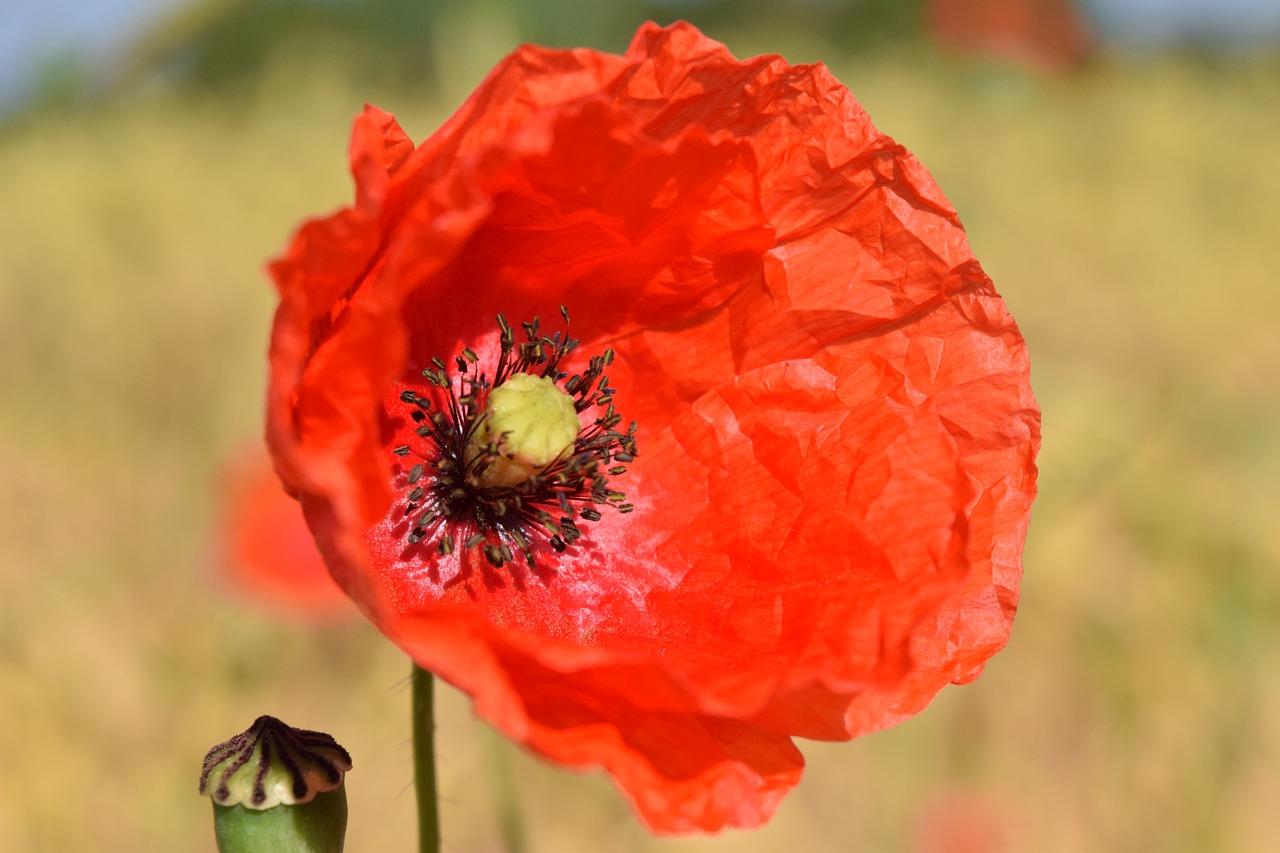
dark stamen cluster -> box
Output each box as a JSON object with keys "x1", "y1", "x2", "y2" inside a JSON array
[{"x1": 392, "y1": 308, "x2": 638, "y2": 569}]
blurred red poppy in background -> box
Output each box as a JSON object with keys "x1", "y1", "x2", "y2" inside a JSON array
[
  {"x1": 928, "y1": 0, "x2": 1095, "y2": 72},
  {"x1": 913, "y1": 789, "x2": 1012, "y2": 853},
  {"x1": 266, "y1": 21, "x2": 1040, "y2": 832},
  {"x1": 216, "y1": 444, "x2": 354, "y2": 620}
]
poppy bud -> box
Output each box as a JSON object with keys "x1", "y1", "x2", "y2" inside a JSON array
[{"x1": 199, "y1": 716, "x2": 351, "y2": 853}]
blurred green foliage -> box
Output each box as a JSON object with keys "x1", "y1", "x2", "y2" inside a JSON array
[
  {"x1": 12, "y1": 0, "x2": 923, "y2": 111},
  {"x1": 118, "y1": 0, "x2": 446, "y2": 94},
  {"x1": 1, "y1": 2, "x2": 1279, "y2": 851}
]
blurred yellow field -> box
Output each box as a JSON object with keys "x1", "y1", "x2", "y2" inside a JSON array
[{"x1": 1, "y1": 23, "x2": 1278, "y2": 852}]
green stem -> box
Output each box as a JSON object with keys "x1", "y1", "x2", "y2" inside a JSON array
[
  {"x1": 485, "y1": 728, "x2": 527, "y2": 853},
  {"x1": 412, "y1": 664, "x2": 440, "y2": 853}
]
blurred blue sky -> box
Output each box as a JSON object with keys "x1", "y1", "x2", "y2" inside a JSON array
[
  {"x1": 2, "y1": 0, "x2": 186, "y2": 104},
  {"x1": 1091, "y1": 0, "x2": 1280, "y2": 41},
  {"x1": 3, "y1": 0, "x2": 1280, "y2": 108}
]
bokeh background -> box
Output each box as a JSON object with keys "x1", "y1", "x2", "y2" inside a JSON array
[{"x1": 3, "y1": 0, "x2": 1279, "y2": 850}]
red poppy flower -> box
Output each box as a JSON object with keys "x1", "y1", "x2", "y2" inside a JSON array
[{"x1": 266, "y1": 21, "x2": 1039, "y2": 833}]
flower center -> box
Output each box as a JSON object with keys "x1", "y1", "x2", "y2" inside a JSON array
[
  {"x1": 392, "y1": 310, "x2": 636, "y2": 569},
  {"x1": 466, "y1": 372, "x2": 580, "y2": 489}
]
